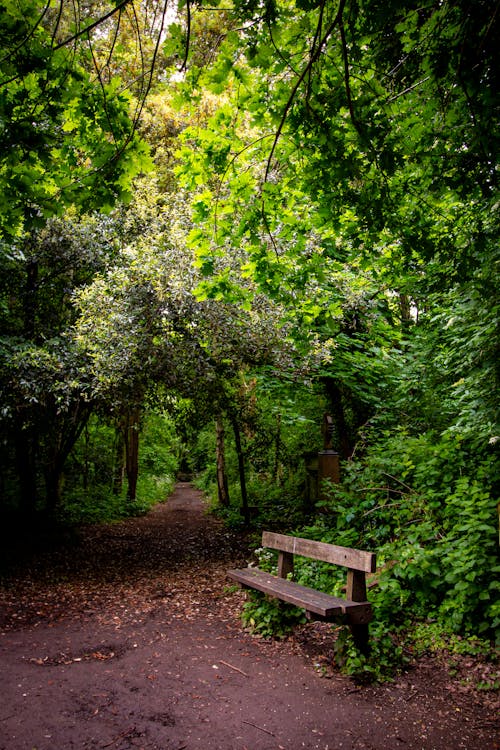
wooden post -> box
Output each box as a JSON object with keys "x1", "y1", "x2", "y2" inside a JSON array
[
  {"x1": 317, "y1": 414, "x2": 340, "y2": 502},
  {"x1": 346, "y1": 569, "x2": 367, "y2": 601},
  {"x1": 317, "y1": 450, "x2": 340, "y2": 500},
  {"x1": 346, "y1": 569, "x2": 369, "y2": 653},
  {"x1": 277, "y1": 551, "x2": 294, "y2": 580}
]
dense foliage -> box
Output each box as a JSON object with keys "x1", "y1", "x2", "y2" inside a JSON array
[
  {"x1": 0, "y1": 0, "x2": 152, "y2": 239},
  {"x1": 0, "y1": 0, "x2": 498, "y2": 678},
  {"x1": 173, "y1": 0, "x2": 499, "y2": 667}
]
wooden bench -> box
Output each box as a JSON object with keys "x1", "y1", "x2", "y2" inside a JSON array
[{"x1": 228, "y1": 531, "x2": 376, "y2": 651}]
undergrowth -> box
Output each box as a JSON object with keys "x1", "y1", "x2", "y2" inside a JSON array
[
  {"x1": 60, "y1": 474, "x2": 175, "y2": 524},
  {"x1": 237, "y1": 467, "x2": 499, "y2": 685}
]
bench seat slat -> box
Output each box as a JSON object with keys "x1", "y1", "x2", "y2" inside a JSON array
[{"x1": 227, "y1": 567, "x2": 371, "y2": 621}]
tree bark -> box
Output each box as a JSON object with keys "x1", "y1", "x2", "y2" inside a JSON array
[
  {"x1": 322, "y1": 379, "x2": 352, "y2": 459},
  {"x1": 124, "y1": 407, "x2": 140, "y2": 503},
  {"x1": 273, "y1": 413, "x2": 282, "y2": 484},
  {"x1": 230, "y1": 413, "x2": 249, "y2": 526},
  {"x1": 45, "y1": 462, "x2": 63, "y2": 514},
  {"x1": 113, "y1": 427, "x2": 126, "y2": 496},
  {"x1": 399, "y1": 292, "x2": 412, "y2": 326},
  {"x1": 14, "y1": 426, "x2": 38, "y2": 517},
  {"x1": 215, "y1": 415, "x2": 230, "y2": 507},
  {"x1": 44, "y1": 402, "x2": 91, "y2": 514}
]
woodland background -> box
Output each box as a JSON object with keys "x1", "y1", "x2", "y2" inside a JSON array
[{"x1": 0, "y1": 0, "x2": 498, "y2": 679}]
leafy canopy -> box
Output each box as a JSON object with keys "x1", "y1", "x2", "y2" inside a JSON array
[{"x1": 0, "y1": 0, "x2": 152, "y2": 239}]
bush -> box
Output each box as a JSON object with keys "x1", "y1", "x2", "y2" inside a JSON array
[{"x1": 241, "y1": 592, "x2": 306, "y2": 638}]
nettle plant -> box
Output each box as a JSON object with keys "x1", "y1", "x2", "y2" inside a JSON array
[
  {"x1": 239, "y1": 427, "x2": 499, "y2": 681},
  {"x1": 241, "y1": 592, "x2": 306, "y2": 639}
]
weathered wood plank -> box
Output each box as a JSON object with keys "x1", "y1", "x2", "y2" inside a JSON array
[
  {"x1": 227, "y1": 567, "x2": 372, "y2": 622},
  {"x1": 228, "y1": 567, "x2": 344, "y2": 616},
  {"x1": 262, "y1": 531, "x2": 376, "y2": 573}
]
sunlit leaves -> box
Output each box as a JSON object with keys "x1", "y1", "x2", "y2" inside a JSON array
[{"x1": 0, "y1": 0, "x2": 153, "y2": 239}]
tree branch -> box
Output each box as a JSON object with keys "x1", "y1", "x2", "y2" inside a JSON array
[
  {"x1": 180, "y1": 0, "x2": 192, "y2": 72},
  {"x1": 264, "y1": 0, "x2": 347, "y2": 183},
  {"x1": 53, "y1": 0, "x2": 132, "y2": 50},
  {"x1": 339, "y1": 15, "x2": 362, "y2": 134}
]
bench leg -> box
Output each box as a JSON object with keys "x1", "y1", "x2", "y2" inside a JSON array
[
  {"x1": 349, "y1": 623, "x2": 370, "y2": 655},
  {"x1": 346, "y1": 569, "x2": 370, "y2": 654}
]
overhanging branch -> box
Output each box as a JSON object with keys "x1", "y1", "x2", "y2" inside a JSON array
[
  {"x1": 264, "y1": 0, "x2": 347, "y2": 183},
  {"x1": 54, "y1": 0, "x2": 132, "y2": 50}
]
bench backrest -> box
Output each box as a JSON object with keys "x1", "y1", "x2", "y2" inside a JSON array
[{"x1": 262, "y1": 531, "x2": 376, "y2": 573}]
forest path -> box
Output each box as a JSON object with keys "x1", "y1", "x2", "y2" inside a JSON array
[{"x1": 0, "y1": 483, "x2": 498, "y2": 750}]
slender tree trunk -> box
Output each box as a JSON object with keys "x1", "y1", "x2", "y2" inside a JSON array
[
  {"x1": 399, "y1": 292, "x2": 412, "y2": 325},
  {"x1": 323, "y1": 379, "x2": 352, "y2": 459},
  {"x1": 44, "y1": 417, "x2": 64, "y2": 514},
  {"x1": 82, "y1": 423, "x2": 90, "y2": 491},
  {"x1": 230, "y1": 414, "x2": 249, "y2": 526},
  {"x1": 44, "y1": 403, "x2": 91, "y2": 513},
  {"x1": 15, "y1": 254, "x2": 39, "y2": 516},
  {"x1": 14, "y1": 426, "x2": 38, "y2": 517},
  {"x1": 215, "y1": 415, "x2": 230, "y2": 507},
  {"x1": 112, "y1": 427, "x2": 126, "y2": 496},
  {"x1": 45, "y1": 463, "x2": 63, "y2": 514},
  {"x1": 273, "y1": 413, "x2": 282, "y2": 484},
  {"x1": 124, "y1": 407, "x2": 140, "y2": 503}
]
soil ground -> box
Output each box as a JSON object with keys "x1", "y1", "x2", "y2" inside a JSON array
[{"x1": 0, "y1": 483, "x2": 498, "y2": 750}]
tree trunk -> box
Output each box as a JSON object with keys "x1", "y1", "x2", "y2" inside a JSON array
[
  {"x1": 230, "y1": 414, "x2": 249, "y2": 526},
  {"x1": 124, "y1": 407, "x2": 140, "y2": 503},
  {"x1": 399, "y1": 292, "x2": 412, "y2": 326},
  {"x1": 45, "y1": 463, "x2": 63, "y2": 514},
  {"x1": 44, "y1": 402, "x2": 91, "y2": 514},
  {"x1": 82, "y1": 423, "x2": 90, "y2": 491},
  {"x1": 322, "y1": 379, "x2": 352, "y2": 459},
  {"x1": 14, "y1": 426, "x2": 38, "y2": 517},
  {"x1": 215, "y1": 415, "x2": 230, "y2": 507},
  {"x1": 14, "y1": 254, "x2": 39, "y2": 515},
  {"x1": 273, "y1": 413, "x2": 282, "y2": 484},
  {"x1": 112, "y1": 427, "x2": 126, "y2": 496}
]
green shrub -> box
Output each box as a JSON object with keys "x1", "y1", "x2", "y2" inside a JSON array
[
  {"x1": 241, "y1": 591, "x2": 307, "y2": 638},
  {"x1": 333, "y1": 623, "x2": 407, "y2": 683}
]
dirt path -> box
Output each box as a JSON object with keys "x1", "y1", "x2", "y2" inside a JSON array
[{"x1": 0, "y1": 483, "x2": 498, "y2": 750}]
